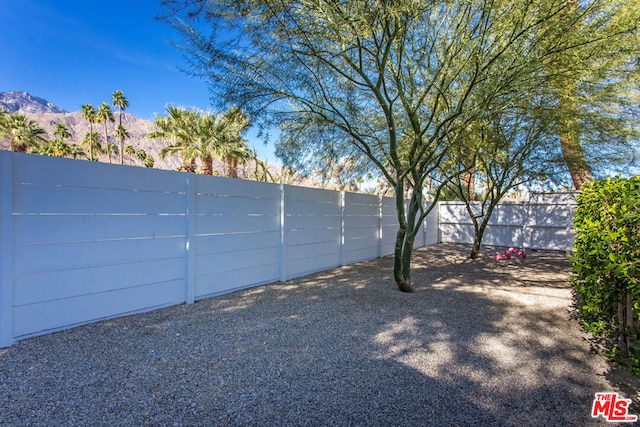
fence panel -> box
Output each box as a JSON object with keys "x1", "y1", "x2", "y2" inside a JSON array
[
  {"x1": 380, "y1": 197, "x2": 397, "y2": 256},
  {"x1": 10, "y1": 153, "x2": 187, "y2": 339},
  {"x1": 438, "y1": 200, "x2": 576, "y2": 251},
  {"x1": 343, "y1": 192, "x2": 380, "y2": 264},
  {"x1": 284, "y1": 186, "x2": 341, "y2": 279},
  {"x1": 1, "y1": 151, "x2": 578, "y2": 347},
  {"x1": 193, "y1": 175, "x2": 281, "y2": 298}
]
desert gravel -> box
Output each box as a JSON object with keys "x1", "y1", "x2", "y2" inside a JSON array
[{"x1": 0, "y1": 243, "x2": 637, "y2": 426}]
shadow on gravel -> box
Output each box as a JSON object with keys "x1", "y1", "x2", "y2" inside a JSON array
[{"x1": 0, "y1": 244, "x2": 625, "y2": 426}]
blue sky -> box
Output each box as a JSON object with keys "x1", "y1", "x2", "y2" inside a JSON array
[{"x1": 0, "y1": 0, "x2": 277, "y2": 161}]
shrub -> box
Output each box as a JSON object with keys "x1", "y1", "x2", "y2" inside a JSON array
[{"x1": 571, "y1": 176, "x2": 639, "y2": 373}]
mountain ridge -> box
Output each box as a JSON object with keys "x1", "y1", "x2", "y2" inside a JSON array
[
  {"x1": 0, "y1": 91, "x2": 68, "y2": 114},
  {"x1": 1, "y1": 91, "x2": 183, "y2": 170},
  {"x1": 0, "y1": 91, "x2": 292, "y2": 182}
]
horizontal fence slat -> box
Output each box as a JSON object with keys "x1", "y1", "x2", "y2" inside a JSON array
[
  {"x1": 14, "y1": 237, "x2": 185, "y2": 275},
  {"x1": 286, "y1": 215, "x2": 341, "y2": 230},
  {"x1": 14, "y1": 258, "x2": 185, "y2": 306},
  {"x1": 15, "y1": 184, "x2": 185, "y2": 214},
  {"x1": 194, "y1": 232, "x2": 280, "y2": 256},
  {"x1": 195, "y1": 174, "x2": 280, "y2": 199},
  {"x1": 195, "y1": 263, "x2": 280, "y2": 299},
  {"x1": 196, "y1": 194, "x2": 279, "y2": 216},
  {"x1": 195, "y1": 214, "x2": 280, "y2": 235},
  {"x1": 14, "y1": 214, "x2": 185, "y2": 245},
  {"x1": 196, "y1": 247, "x2": 279, "y2": 275},
  {"x1": 13, "y1": 153, "x2": 185, "y2": 193},
  {"x1": 13, "y1": 279, "x2": 185, "y2": 338}
]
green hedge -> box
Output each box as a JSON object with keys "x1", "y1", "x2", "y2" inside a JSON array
[{"x1": 571, "y1": 176, "x2": 639, "y2": 372}]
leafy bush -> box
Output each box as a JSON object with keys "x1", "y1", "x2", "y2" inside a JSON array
[{"x1": 571, "y1": 176, "x2": 639, "y2": 373}]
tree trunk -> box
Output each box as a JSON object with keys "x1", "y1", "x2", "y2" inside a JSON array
[
  {"x1": 181, "y1": 157, "x2": 197, "y2": 173},
  {"x1": 89, "y1": 124, "x2": 94, "y2": 161},
  {"x1": 553, "y1": 0, "x2": 592, "y2": 191},
  {"x1": 226, "y1": 156, "x2": 238, "y2": 178},
  {"x1": 462, "y1": 156, "x2": 476, "y2": 201},
  {"x1": 119, "y1": 113, "x2": 124, "y2": 165},
  {"x1": 10, "y1": 139, "x2": 27, "y2": 152},
  {"x1": 202, "y1": 155, "x2": 214, "y2": 175},
  {"x1": 558, "y1": 78, "x2": 592, "y2": 190},
  {"x1": 393, "y1": 181, "x2": 423, "y2": 293},
  {"x1": 469, "y1": 220, "x2": 484, "y2": 259},
  {"x1": 104, "y1": 123, "x2": 111, "y2": 164}
]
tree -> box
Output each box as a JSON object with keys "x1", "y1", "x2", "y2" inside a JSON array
[
  {"x1": 97, "y1": 102, "x2": 115, "y2": 163},
  {"x1": 540, "y1": 0, "x2": 640, "y2": 189},
  {"x1": 112, "y1": 90, "x2": 130, "y2": 165},
  {"x1": 0, "y1": 112, "x2": 47, "y2": 152},
  {"x1": 81, "y1": 104, "x2": 98, "y2": 161},
  {"x1": 161, "y1": 0, "x2": 628, "y2": 292},
  {"x1": 218, "y1": 106, "x2": 251, "y2": 177},
  {"x1": 149, "y1": 105, "x2": 250, "y2": 175},
  {"x1": 136, "y1": 148, "x2": 148, "y2": 161},
  {"x1": 148, "y1": 105, "x2": 197, "y2": 172},
  {"x1": 32, "y1": 139, "x2": 85, "y2": 159},
  {"x1": 125, "y1": 144, "x2": 136, "y2": 163},
  {"x1": 82, "y1": 131, "x2": 102, "y2": 160},
  {"x1": 115, "y1": 124, "x2": 130, "y2": 162},
  {"x1": 442, "y1": 91, "x2": 562, "y2": 259},
  {"x1": 53, "y1": 123, "x2": 72, "y2": 142}
]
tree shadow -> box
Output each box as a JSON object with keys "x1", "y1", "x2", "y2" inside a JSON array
[{"x1": 0, "y1": 244, "x2": 622, "y2": 426}]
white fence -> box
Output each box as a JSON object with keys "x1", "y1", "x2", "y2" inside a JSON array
[
  {"x1": 438, "y1": 195, "x2": 576, "y2": 251},
  {"x1": 0, "y1": 152, "x2": 440, "y2": 347},
  {"x1": 0, "y1": 152, "x2": 575, "y2": 347}
]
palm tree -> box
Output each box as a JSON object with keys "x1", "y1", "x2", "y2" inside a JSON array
[
  {"x1": 82, "y1": 131, "x2": 102, "y2": 160},
  {"x1": 53, "y1": 123, "x2": 72, "y2": 142},
  {"x1": 115, "y1": 124, "x2": 130, "y2": 163},
  {"x1": 149, "y1": 105, "x2": 251, "y2": 176},
  {"x1": 218, "y1": 106, "x2": 251, "y2": 178},
  {"x1": 1, "y1": 112, "x2": 47, "y2": 152},
  {"x1": 33, "y1": 139, "x2": 85, "y2": 158},
  {"x1": 97, "y1": 102, "x2": 115, "y2": 163},
  {"x1": 112, "y1": 90, "x2": 129, "y2": 165},
  {"x1": 125, "y1": 144, "x2": 135, "y2": 163},
  {"x1": 30, "y1": 122, "x2": 85, "y2": 159},
  {"x1": 81, "y1": 104, "x2": 98, "y2": 161},
  {"x1": 149, "y1": 105, "x2": 198, "y2": 172}
]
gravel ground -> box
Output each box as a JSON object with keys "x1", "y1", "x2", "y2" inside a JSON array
[{"x1": 1, "y1": 243, "x2": 638, "y2": 426}]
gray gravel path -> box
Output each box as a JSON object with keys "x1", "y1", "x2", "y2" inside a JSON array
[{"x1": 0, "y1": 243, "x2": 635, "y2": 426}]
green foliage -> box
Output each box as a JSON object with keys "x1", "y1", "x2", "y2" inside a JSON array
[{"x1": 571, "y1": 175, "x2": 640, "y2": 373}]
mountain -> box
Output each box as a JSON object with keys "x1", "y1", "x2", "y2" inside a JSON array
[
  {"x1": 0, "y1": 91, "x2": 68, "y2": 114},
  {"x1": 0, "y1": 91, "x2": 291, "y2": 181},
  {"x1": 0, "y1": 91, "x2": 183, "y2": 170}
]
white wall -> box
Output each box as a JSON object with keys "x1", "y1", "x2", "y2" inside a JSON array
[
  {"x1": 0, "y1": 152, "x2": 577, "y2": 347},
  {"x1": 0, "y1": 152, "x2": 435, "y2": 347},
  {"x1": 438, "y1": 200, "x2": 576, "y2": 251}
]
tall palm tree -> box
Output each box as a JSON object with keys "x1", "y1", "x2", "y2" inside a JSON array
[
  {"x1": 115, "y1": 124, "x2": 130, "y2": 163},
  {"x1": 112, "y1": 90, "x2": 129, "y2": 165},
  {"x1": 53, "y1": 123, "x2": 72, "y2": 142},
  {"x1": 149, "y1": 105, "x2": 198, "y2": 172},
  {"x1": 97, "y1": 102, "x2": 115, "y2": 163},
  {"x1": 33, "y1": 139, "x2": 85, "y2": 159},
  {"x1": 218, "y1": 106, "x2": 251, "y2": 178},
  {"x1": 81, "y1": 104, "x2": 98, "y2": 161},
  {"x1": 1, "y1": 112, "x2": 47, "y2": 152},
  {"x1": 81, "y1": 131, "x2": 102, "y2": 160},
  {"x1": 125, "y1": 144, "x2": 135, "y2": 163},
  {"x1": 149, "y1": 105, "x2": 251, "y2": 176}
]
